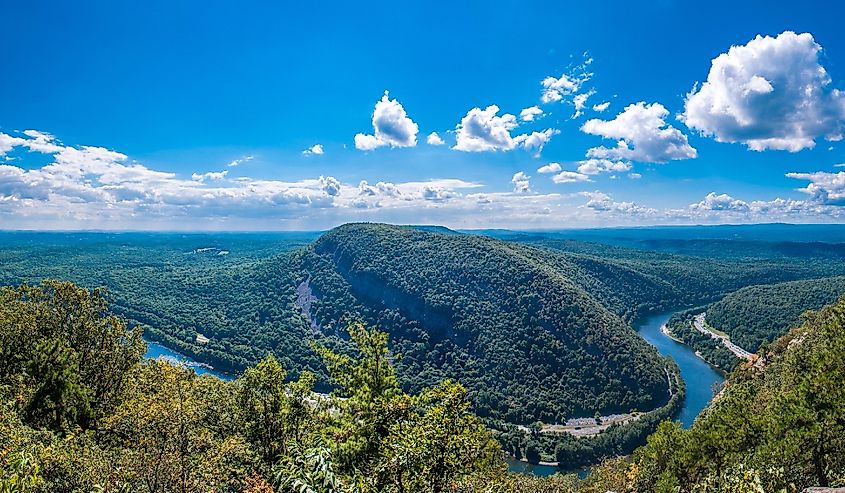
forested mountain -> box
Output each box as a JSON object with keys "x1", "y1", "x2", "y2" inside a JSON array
[
  {"x1": 706, "y1": 276, "x2": 845, "y2": 352},
  {"x1": 4, "y1": 280, "x2": 845, "y2": 492},
  {"x1": 512, "y1": 237, "x2": 845, "y2": 320},
  {"x1": 298, "y1": 224, "x2": 672, "y2": 423},
  {"x1": 3, "y1": 224, "x2": 845, "y2": 428}
]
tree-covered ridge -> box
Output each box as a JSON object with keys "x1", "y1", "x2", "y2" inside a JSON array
[
  {"x1": 3, "y1": 226, "x2": 845, "y2": 427},
  {"x1": 706, "y1": 275, "x2": 845, "y2": 352},
  {"x1": 513, "y1": 237, "x2": 845, "y2": 322},
  {"x1": 0, "y1": 232, "x2": 323, "y2": 379},
  {"x1": 302, "y1": 223, "x2": 671, "y2": 423}
]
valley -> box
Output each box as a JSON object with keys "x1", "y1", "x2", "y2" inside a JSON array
[{"x1": 3, "y1": 222, "x2": 844, "y2": 476}]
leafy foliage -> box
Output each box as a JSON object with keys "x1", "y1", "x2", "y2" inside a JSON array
[{"x1": 0, "y1": 281, "x2": 525, "y2": 492}]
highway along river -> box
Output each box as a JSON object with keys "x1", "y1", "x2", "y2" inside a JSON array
[{"x1": 507, "y1": 310, "x2": 726, "y2": 476}]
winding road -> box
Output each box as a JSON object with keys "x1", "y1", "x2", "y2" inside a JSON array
[{"x1": 692, "y1": 313, "x2": 753, "y2": 360}]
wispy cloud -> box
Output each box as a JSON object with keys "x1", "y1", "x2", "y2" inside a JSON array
[{"x1": 227, "y1": 155, "x2": 254, "y2": 167}]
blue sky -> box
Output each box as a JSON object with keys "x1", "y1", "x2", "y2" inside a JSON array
[{"x1": 2, "y1": 0, "x2": 845, "y2": 230}]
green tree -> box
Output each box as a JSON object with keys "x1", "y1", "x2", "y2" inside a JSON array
[
  {"x1": 0, "y1": 281, "x2": 145, "y2": 432},
  {"x1": 313, "y1": 322, "x2": 405, "y2": 480},
  {"x1": 386, "y1": 381, "x2": 500, "y2": 493},
  {"x1": 237, "y1": 354, "x2": 317, "y2": 468}
]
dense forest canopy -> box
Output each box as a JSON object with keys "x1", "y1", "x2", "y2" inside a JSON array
[
  {"x1": 2, "y1": 224, "x2": 845, "y2": 427},
  {"x1": 3, "y1": 281, "x2": 845, "y2": 492},
  {"x1": 302, "y1": 224, "x2": 671, "y2": 423},
  {"x1": 706, "y1": 275, "x2": 845, "y2": 351},
  {"x1": 624, "y1": 294, "x2": 845, "y2": 491}
]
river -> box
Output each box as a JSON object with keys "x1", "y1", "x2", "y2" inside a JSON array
[
  {"x1": 143, "y1": 340, "x2": 235, "y2": 381},
  {"x1": 638, "y1": 311, "x2": 725, "y2": 428},
  {"x1": 506, "y1": 310, "x2": 726, "y2": 476}
]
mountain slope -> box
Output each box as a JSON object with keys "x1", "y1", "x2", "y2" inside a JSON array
[
  {"x1": 511, "y1": 237, "x2": 845, "y2": 322},
  {"x1": 706, "y1": 275, "x2": 845, "y2": 352},
  {"x1": 4, "y1": 225, "x2": 845, "y2": 426},
  {"x1": 298, "y1": 224, "x2": 671, "y2": 423},
  {"x1": 629, "y1": 295, "x2": 845, "y2": 491}
]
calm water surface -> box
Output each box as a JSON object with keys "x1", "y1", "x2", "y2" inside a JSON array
[
  {"x1": 507, "y1": 310, "x2": 726, "y2": 476},
  {"x1": 637, "y1": 311, "x2": 725, "y2": 428},
  {"x1": 143, "y1": 340, "x2": 235, "y2": 381}
]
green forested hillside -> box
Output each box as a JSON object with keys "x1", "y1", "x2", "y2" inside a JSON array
[
  {"x1": 2, "y1": 225, "x2": 845, "y2": 428},
  {"x1": 4, "y1": 281, "x2": 845, "y2": 492},
  {"x1": 706, "y1": 276, "x2": 845, "y2": 352},
  {"x1": 0, "y1": 232, "x2": 327, "y2": 383},
  {"x1": 300, "y1": 224, "x2": 671, "y2": 423},
  {"x1": 515, "y1": 237, "x2": 845, "y2": 321}
]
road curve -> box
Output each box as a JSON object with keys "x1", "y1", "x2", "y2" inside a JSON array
[{"x1": 692, "y1": 313, "x2": 753, "y2": 360}]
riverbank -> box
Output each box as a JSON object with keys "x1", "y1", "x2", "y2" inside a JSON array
[
  {"x1": 515, "y1": 412, "x2": 645, "y2": 438},
  {"x1": 144, "y1": 340, "x2": 236, "y2": 380},
  {"x1": 693, "y1": 312, "x2": 753, "y2": 360},
  {"x1": 638, "y1": 311, "x2": 725, "y2": 429},
  {"x1": 501, "y1": 310, "x2": 722, "y2": 476},
  {"x1": 660, "y1": 323, "x2": 684, "y2": 343}
]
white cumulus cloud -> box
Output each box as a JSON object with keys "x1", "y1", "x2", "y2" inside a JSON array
[
  {"x1": 689, "y1": 192, "x2": 750, "y2": 212},
  {"x1": 520, "y1": 106, "x2": 544, "y2": 122},
  {"x1": 354, "y1": 91, "x2": 419, "y2": 151},
  {"x1": 582, "y1": 102, "x2": 697, "y2": 163},
  {"x1": 552, "y1": 171, "x2": 591, "y2": 184},
  {"x1": 514, "y1": 128, "x2": 559, "y2": 156},
  {"x1": 576, "y1": 158, "x2": 632, "y2": 175},
  {"x1": 592, "y1": 102, "x2": 610, "y2": 112},
  {"x1": 682, "y1": 31, "x2": 845, "y2": 152},
  {"x1": 426, "y1": 132, "x2": 445, "y2": 146},
  {"x1": 541, "y1": 71, "x2": 591, "y2": 103},
  {"x1": 303, "y1": 144, "x2": 324, "y2": 156},
  {"x1": 453, "y1": 105, "x2": 519, "y2": 152},
  {"x1": 786, "y1": 171, "x2": 845, "y2": 205},
  {"x1": 536, "y1": 162, "x2": 562, "y2": 174},
  {"x1": 572, "y1": 90, "x2": 596, "y2": 118},
  {"x1": 511, "y1": 171, "x2": 531, "y2": 193},
  {"x1": 192, "y1": 170, "x2": 229, "y2": 182}
]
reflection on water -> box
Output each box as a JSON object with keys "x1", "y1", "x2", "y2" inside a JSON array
[{"x1": 505, "y1": 457, "x2": 590, "y2": 478}]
